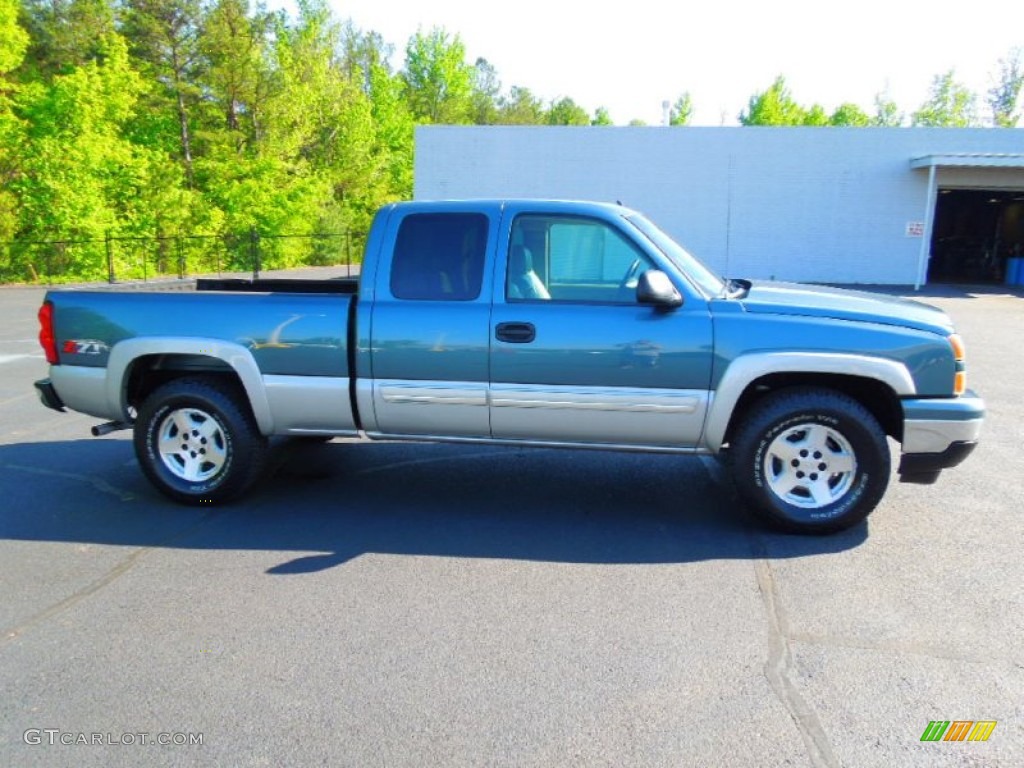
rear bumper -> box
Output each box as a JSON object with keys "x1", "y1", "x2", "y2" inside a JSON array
[
  {"x1": 34, "y1": 378, "x2": 66, "y2": 412},
  {"x1": 898, "y1": 391, "x2": 984, "y2": 484}
]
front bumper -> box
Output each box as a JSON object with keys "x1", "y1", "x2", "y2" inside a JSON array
[
  {"x1": 898, "y1": 391, "x2": 984, "y2": 484},
  {"x1": 34, "y1": 378, "x2": 66, "y2": 412}
]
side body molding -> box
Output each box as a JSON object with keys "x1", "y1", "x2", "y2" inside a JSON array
[
  {"x1": 106, "y1": 337, "x2": 274, "y2": 434},
  {"x1": 703, "y1": 352, "x2": 916, "y2": 451}
]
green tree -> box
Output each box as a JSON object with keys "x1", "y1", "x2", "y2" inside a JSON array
[
  {"x1": 366, "y1": 57, "x2": 414, "y2": 201},
  {"x1": 911, "y1": 70, "x2": 979, "y2": 127},
  {"x1": 123, "y1": 0, "x2": 205, "y2": 185},
  {"x1": 988, "y1": 48, "x2": 1023, "y2": 127},
  {"x1": 14, "y1": 33, "x2": 159, "y2": 278},
  {"x1": 669, "y1": 92, "x2": 693, "y2": 126},
  {"x1": 497, "y1": 85, "x2": 545, "y2": 125},
  {"x1": 591, "y1": 106, "x2": 613, "y2": 126},
  {"x1": 742, "y1": 77, "x2": 887, "y2": 127},
  {"x1": 401, "y1": 26, "x2": 473, "y2": 124},
  {"x1": 342, "y1": 25, "x2": 393, "y2": 89},
  {"x1": 200, "y1": 0, "x2": 270, "y2": 143},
  {"x1": 546, "y1": 96, "x2": 589, "y2": 126},
  {"x1": 18, "y1": 0, "x2": 116, "y2": 78},
  {"x1": 739, "y1": 76, "x2": 805, "y2": 125},
  {"x1": 1, "y1": 0, "x2": 29, "y2": 70},
  {"x1": 802, "y1": 104, "x2": 829, "y2": 126},
  {"x1": 871, "y1": 90, "x2": 902, "y2": 126},
  {"x1": 339, "y1": 21, "x2": 413, "y2": 208},
  {"x1": 254, "y1": 0, "x2": 385, "y2": 250},
  {"x1": 469, "y1": 57, "x2": 500, "y2": 124},
  {"x1": 829, "y1": 102, "x2": 871, "y2": 126},
  {"x1": 0, "y1": 0, "x2": 29, "y2": 249},
  {"x1": 339, "y1": 22, "x2": 414, "y2": 203}
]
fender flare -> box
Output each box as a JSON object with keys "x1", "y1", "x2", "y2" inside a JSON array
[
  {"x1": 106, "y1": 337, "x2": 274, "y2": 434},
  {"x1": 703, "y1": 352, "x2": 915, "y2": 452}
]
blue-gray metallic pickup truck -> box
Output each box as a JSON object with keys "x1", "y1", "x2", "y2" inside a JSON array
[{"x1": 34, "y1": 200, "x2": 984, "y2": 534}]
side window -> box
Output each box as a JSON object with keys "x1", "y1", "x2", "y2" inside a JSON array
[
  {"x1": 507, "y1": 215, "x2": 653, "y2": 303},
  {"x1": 390, "y1": 213, "x2": 488, "y2": 301}
]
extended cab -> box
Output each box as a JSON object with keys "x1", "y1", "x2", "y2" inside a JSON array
[{"x1": 34, "y1": 200, "x2": 984, "y2": 533}]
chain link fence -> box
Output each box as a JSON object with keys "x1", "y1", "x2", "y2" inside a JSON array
[{"x1": 0, "y1": 230, "x2": 366, "y2": 285}]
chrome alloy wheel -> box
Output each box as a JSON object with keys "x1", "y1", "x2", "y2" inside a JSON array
[
  {"x1": 156, "y1": 407, "x2": 228, "y2": 483},
  {"x1": 763, "y1": 423, "x2": 857, "y2": 509}
]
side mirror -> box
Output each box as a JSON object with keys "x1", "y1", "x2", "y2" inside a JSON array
[{"x1": 637, "y1": 270, "x2": 683, "y2": 309}]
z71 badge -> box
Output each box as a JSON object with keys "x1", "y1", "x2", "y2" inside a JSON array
[{"x1": 62, "y1": 340, "x2": 109, "y2": 355}]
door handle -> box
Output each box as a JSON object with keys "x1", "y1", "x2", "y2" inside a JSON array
[{"x1": 495, "y1": 322, "x2": 536, "y2": 344}]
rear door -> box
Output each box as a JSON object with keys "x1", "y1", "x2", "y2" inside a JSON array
[
  {"x1": 489, "y1": 207, "x2": 714, "y2": 448},
  {"x1": 366, "y1": 205, "x2": 496, "y2": 437}
]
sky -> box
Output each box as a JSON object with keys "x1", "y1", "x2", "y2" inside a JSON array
[{"x1": 307, "y1": 0, "x2": 1024, "y2": 126}]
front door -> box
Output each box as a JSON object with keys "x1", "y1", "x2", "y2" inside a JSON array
[{"x1": 490, "y1": 211, "x2": 714, "y2": 448}]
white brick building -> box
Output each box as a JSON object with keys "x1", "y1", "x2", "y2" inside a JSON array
[{"x1": 415, "y1": 127, "x2": 1024, "y2": 286}]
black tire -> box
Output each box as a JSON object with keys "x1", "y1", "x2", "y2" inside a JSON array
[
  {"x1": 133, "y1": 376, "x2": 268, "y2": 505},
  {"x1": 729, "y1": 387, "x2": 890, "y2": 534}
]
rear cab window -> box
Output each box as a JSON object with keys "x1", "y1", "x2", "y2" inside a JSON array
[{"x1": 390, "y1": 213, "x2": 489, "y2": 301}]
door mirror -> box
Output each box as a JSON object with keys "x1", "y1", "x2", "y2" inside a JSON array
[{"x1": 636, "y1": 270, "x2": 683, "y2": 309}]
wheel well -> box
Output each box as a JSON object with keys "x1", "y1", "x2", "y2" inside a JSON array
[
  {"x1": 723, "y1": 373, "x2": 903, "y2": 446},
  {"x1": 124, "y1": 354, "x2": 243, "y2": 413}
]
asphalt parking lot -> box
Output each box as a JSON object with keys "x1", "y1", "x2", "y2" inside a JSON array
[{"x1": 0, "y1": 280, "x2": 1021, "y2": 767}]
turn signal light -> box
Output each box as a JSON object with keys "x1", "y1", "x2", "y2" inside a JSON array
[
  {"x1": 953, "y1": 371, "x2": 966, "y2": 396},
  {"x1": 949, "y1": 334, "x2": 966, "y2": 396}
]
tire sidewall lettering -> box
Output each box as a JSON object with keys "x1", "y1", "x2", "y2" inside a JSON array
[{"x1": 750, "y1": 409, "x2": 871, "y2": 521}]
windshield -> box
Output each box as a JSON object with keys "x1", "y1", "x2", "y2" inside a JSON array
[{"x1": 626, "y1": 214, "x2": 725, "y2": 297}]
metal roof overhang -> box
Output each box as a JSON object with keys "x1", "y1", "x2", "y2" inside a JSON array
[
  {"x1": 909, "y1": 153, "x2": 1024, "y2": 290},
  {"x1": 910, "y1": 153, "x2": 1024, "y2": 170}
]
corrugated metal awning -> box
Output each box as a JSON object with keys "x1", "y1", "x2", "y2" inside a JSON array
[{"x1": 910, "y1": 153, "x2": 1024, "y2": 170}]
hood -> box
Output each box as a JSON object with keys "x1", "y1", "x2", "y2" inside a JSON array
[{"x1": 738, "y1": 281, "x2": 954, "y2": 335}]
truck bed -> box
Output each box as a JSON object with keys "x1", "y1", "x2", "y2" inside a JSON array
[{"x1": 46, "y1": 290, "x2": 354, "y2": 378}]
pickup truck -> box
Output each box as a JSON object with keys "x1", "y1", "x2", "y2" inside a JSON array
[{"x1": 34, "y1": 200, "x2": 984, "y2": 534}]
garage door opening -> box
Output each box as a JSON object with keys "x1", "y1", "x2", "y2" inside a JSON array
[{"x1": 928, "y1": 188, "x2": 1024, "y2": 283}]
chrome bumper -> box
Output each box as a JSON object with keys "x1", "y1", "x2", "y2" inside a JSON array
[{"x1": 898, "y1": 391, "x2": 984, "y2": 484}]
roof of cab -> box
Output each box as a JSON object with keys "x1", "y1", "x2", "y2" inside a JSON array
[{"x1": 387, "y1": 199, "x2": 639, "y2": 218}]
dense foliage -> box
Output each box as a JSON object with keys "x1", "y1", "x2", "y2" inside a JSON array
[{"x1": 1, "y1": 1, "x2": 1020, "y2": 282}]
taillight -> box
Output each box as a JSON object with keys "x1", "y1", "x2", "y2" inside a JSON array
[
  {"x1": 949, "y1": 333, "x2": 966, "y2": 396},
  {"x1": 38, "y1": 301, "x2": 59, "y2": 365}
]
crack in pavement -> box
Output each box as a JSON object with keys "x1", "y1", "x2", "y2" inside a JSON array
[
  {"x1": 751, "y1": 550, "x2": 839, "y2": 768},
  {"x1": 1, "y1": 509, "x2": 228, "y2": 645},
  {"x1": 2, "y1": 545, "x2": 154, "y2": 644},
  {"x1": 1, "y1": 463, "x2": 137, "y2": 502},
  {"x1": 697, "y1": 454, "x2": 839, "y2": 767},
  {"x1": 700, "y1": 459, "x2": 1018, "y2": 763}
]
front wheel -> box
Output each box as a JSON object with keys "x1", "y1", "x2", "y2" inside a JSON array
[
  {"x1": 133, "y1": 377, "x2": 267, "y2": 505},
  {"x1": 729, "y1": 388, "x2": 890, "y2": 534}
]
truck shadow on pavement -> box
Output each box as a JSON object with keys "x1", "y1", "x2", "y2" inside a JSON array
[{"x1": 0, "y1": 437, "x2": 867, "y2": 573}]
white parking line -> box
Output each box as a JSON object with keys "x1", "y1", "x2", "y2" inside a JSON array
[{"x1": 0, "y1": 353, "x2": 44, "y2": 364}]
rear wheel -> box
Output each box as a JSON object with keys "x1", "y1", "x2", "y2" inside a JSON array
[
  {"x1": 729, "y1": 388, "x2": 890, "y2": 534},
  {"x1": 134, "y1": 377, "x2": 267, "y2": 505}
]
